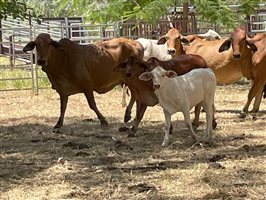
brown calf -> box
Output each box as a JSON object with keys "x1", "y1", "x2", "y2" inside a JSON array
[{"x1": 115, "y1": 54, "x2": 216, "y2": 136}]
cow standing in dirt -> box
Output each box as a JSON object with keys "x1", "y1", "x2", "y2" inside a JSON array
[{"x1": 23, "y1": 33, "x2": 143, "y2": 132}]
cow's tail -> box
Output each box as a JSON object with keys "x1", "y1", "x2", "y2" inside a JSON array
[{"x1": 263, "y1": 84, "x2": 266, "y2": 99}]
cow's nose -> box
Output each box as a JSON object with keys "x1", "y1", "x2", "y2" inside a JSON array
[
  {"x1": 153, "y1": 84, "x2": 160, "y2": 89},
  {"x1": 37, "y1": 60, "x2": 45, "y2": 66},
  {"x1": 126, "y1": 73, "x2": 131, "y2": 77},
  {"x1": 233, "y1": 54, "x2": 241, "y2": 60},
  {"x1": 167, "y1": 49, "x2": 176, "y2": 55}
]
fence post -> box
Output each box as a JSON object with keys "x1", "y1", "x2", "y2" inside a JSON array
[{"x1": 9, "y1": 35, "x2": 14, "y2": 68}]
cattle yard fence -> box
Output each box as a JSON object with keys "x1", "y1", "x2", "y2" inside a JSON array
[{"x1": 0, "y1": 10, "x2": 266, "y2": 93}]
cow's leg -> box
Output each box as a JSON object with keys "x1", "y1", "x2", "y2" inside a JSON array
[
  {"x1": 128, "y1": 101, "x2": 147, "y2": 137},
  {"x1": 121, "y1": 85, "x2": 128, "y2": 108},
  {"x1": 53, "y1": 94, "x2": 68, "y2": 132},
  {"x1": 211, "y1": 104, "x2": 217, "y2": 129},
  {"x1": 202, "y1": 102, "x2": 213, "y2": 140},
  {"x1": 124, "y1": 92, "x2": 136, "y2": 123},
  {"x1": 192, "y1": 104, "x2": 201, "y2": 128},
  {"x1": 182, "y1": 108, "x2": 198, "y2": 141},
  {"x1": 242, "y1": 79, "x2": 265, "y2": 116},
  {"x1": 84, "y1": 92, "x2": 108, "y2": 127},
  {"x1": 162, "y1": 109, "x2": 171, "y2": 146},
  {"x1": 251, "y1": 85, "x2": 264, "y2": 112}
]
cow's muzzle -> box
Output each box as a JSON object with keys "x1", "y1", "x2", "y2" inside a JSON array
[
  {"x1": 233, "y1": 54, "x2": 241, "y2": 60},
  {"x1": 167, "y1": 48, "x2": 176, "y2": 55},
  {"x1": 153, "y1": 84, "x2": 160, "y2": 89},
  {"x1": 126, "y1": 73, "x2": 132, "y2": 77}
]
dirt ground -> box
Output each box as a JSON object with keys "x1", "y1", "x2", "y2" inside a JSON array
[{"x1": 0, "y1": 83, "x2": 265, "y2": 200}]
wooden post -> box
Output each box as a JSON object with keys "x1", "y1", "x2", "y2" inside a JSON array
[
  {"x1": 182, "y1": 2, "x2": 189, "y2": 34},
  {"x1": 9, "y1": 35, "x2": 14, "y2": 68}
]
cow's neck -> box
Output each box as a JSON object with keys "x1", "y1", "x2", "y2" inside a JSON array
[{"x1": 240, "y1": 45, "x2": 254, "y2": 80}]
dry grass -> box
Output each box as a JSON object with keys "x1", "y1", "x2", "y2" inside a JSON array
[{"x1": 0, "y1": 83, "x2": 266, "y2": 200}]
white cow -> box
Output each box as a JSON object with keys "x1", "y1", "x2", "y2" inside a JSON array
[
  {"x1": 197, "y1": 29, "x2": 222, "y2": 40},
  {"x1": 136, "y1": 38, "x2": 172, "y2": 61},
  {"x1": 139, "y1": 67, "x2": 216, "y2": 146}
]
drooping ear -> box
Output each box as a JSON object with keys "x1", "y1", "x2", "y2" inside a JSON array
[
  {"x1": 113, "y1": 62, "x2": 127, "y2": 72},
  {"x1": 51, "y1": 40, "x2": 60, "y2": 48},
  {"x1": 247, "y1": 41, "x2": 257, "y2": 52},
  {"x1": 218, "y1": 39, "x2": 231, "y2": 52},
  {"x1": 139, "y1": 72, "x2": 152, "y2": 81},
  {"x1": 181, "y1": 36, "x2": 190, "y2": 44},
  {"x1": 157, "y1": 36, "x2": 167, "y2": 44},
  {"x1": 139, "y1": 61, "x2": 148, "y2": 70},
  {"x1": 164, "y1": 70, "x2": 177, "y2": 78},
  {"x1": 23, "y1": 41, "x2": 35, "y2": 52}
]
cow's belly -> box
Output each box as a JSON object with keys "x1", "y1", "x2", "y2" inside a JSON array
[{"x1": 214, "y1": 65, "x2": 243, "y2": 84}]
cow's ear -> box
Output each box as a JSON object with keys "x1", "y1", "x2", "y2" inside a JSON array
[
  {"x1": 181, "y1": 37, "x2": 190, "y2": 44},
  {"x1": 157, "y1": 36, "x2": 167, "y2": 44},
  {"x1": 113, "y1": 62, "x2": 127, "y2": 72},
  {"x1": 51, "y1": 40, "x2": 60, "y2": 48},
  {"x1": 218, "y1": 39, "x2": 231, "y2": 52},
  {"x1": 139, "y1": 61, "x2": 148, "y2": 70},
  {"x1": 139, "y1": 72, "x2": 152, "y2": 81},
  {"x1": 247, "y1": 42, "x2": 257, "y2": 52},
  {"x1": 23, "y1": 41, "x2": 35, "y2": 52},
  {"x1": 164, "y1": 70, "x2": 177, "y2": 78}
]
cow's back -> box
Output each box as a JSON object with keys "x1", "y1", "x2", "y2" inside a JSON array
[
  {"x1": 157, "y1": 68, "x2": 216, "y2": 113},
  {"x1": 47, "y1": 38, "x2": 143, "y2": 95},
  {"x1": 185, "y1": 38, "x2": 242, "y2": 84}
]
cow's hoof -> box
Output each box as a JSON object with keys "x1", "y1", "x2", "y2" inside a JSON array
[
  {"x1": 239, "y1": 112, "x2": 247, "y2": 119},
  {"x1": 124, "y1": 114, "x2": 131, "y2": 123},
  {"x1": 118, "y1": 126, "x2": 129, "y2": 132},
  {"x1": 100, "y1": 120, "x2": 108, "y2": 127},
  {"x1": 127, "y1": 132, "x2": 136, "y2": 137},
  {"x1": 52, "y1": 127, "x2": 61, "y2": 133}
]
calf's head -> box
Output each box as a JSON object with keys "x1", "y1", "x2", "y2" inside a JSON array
[
  {"x1": 157, "y1": 28, "x2": 189, "y2": 56},
  {"x1": 114, "y1": 56, "x2": 148, "y2": 78},
  {"x1": 218, "y1": 27, "x2": 257, "y2": 60},
  {"x1": 23, "y1": 33, "x2": 60, "y2": 66},
  {"x1": 139, "y1": 66, "x2": 177, "y2": 89}
]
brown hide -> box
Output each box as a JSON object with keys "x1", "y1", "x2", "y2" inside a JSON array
[
  {"x1": 184, "y1": 37, "x2": 252, "y2": 84},
  {"x1": 145, "y1": 54, "x2": 208, "y2": 73},
  {"x1": 157, "y1": 28, "x2": 188, "y2": 56},
  {"x1": 242, "y1": 33, "x2": 266, "y2": 112},
  {"x1": 23, "y1": 33, "x2": 143, "y2": 129},
  {"x1": 43, "y1": 37, "x2": 142, "y2": 95}
]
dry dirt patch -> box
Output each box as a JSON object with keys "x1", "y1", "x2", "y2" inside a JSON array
[{"x1": 0, "y1": 84, "x2": 266, "y2": 200}]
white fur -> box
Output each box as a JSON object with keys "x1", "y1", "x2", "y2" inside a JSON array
[
  {"x1": 139, "y1": 67, "x2": 216, "y2": 146},
  {"x1": 198, "y1": 29, "x2": 222, "y2": 40},
  {"x1": 136, "y1": 38, "x2": 172, "y2": 61}
]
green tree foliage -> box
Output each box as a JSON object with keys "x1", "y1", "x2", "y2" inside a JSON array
[
  {"x1": 54, "y1": 0, "x2": 264, "y2": 27},
  {"x1": 0, "y1": 0, "x2": 40, "y2": 22},
  {"x1": 25, "y1": 0, "x2": 68, "y2": 18}
]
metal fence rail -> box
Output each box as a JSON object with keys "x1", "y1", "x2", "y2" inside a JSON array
[{"x1": 0, "y1": 12, "x2": 266, "y2": 93}]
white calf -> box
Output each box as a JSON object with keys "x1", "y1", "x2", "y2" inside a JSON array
[
  {"x1": 136, "y1": 38, "x2": 172, "y2": 61},
  {"x1": 139, "y1": 67, "x2": 216, "y2": 146}
]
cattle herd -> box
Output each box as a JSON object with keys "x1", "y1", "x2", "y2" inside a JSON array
[{"x1": 23, "y1": 27, "x2": 266, "y2": 146}]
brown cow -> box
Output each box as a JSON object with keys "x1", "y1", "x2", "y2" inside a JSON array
[
  {"x1": 219, "y1": 30, "x2": 266, "y2": 116},
  {"x1": 114, "y1": 54, "x2": 215, "y2": 136},
  {"x1": 157, "y1": 28, "x2": 189, "y2": 56},
  {"x1": 23, "y1": 33, "x2": 143, "y2": 131}
]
